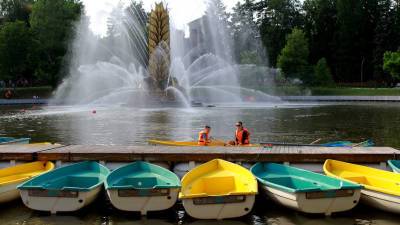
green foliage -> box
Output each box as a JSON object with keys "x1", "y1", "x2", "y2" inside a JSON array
[
  {"x1": 29, "y1": 0, "x2": 82, "y2": 87},
  {"x1": 0, "y1": 21, "x2": 32, "y2": 80},
  {"x1": 254, "y1": 0, "x2": 303, "y2": 67},
  {"x1": 383, "y1": 51, "x2": 400, "y2": 80},
  {"x1": 231, "y1": 0, "x2": 266, "y2": 64},
  {"x1": 240, "y1": 51, "x2": 261, "y2": 65},
  {"x1": 0, "y1": 0, "x2": 33, "y2": 23},
  {"x1": 277, "y1": 28, "x2": 310, "y2": 81},
  {"x1": 313, "y1": 58, "x2": 334, "y2": 86},
  {"x1": 303, "y1": 0, "x2": 336, "y2": 65}
]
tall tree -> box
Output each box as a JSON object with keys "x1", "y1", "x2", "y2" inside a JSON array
[
  {"x1": 333, "y1": 0, "x2": 363, "y2": 82},
  {"x1": 29, "y1": 0, "x2": 82, "y2": 87},
  {"x1": 0, "y1": 0, "x2": 33, "y2": 24},
  {"x1": 254, "y1": 0, "x2": 303, "y2": 67},
  {"x1": 0, "y1": 21, "x2": 32, "y2": 80},
  {"x1": 303, "y1": 0, "x2": 336, "y2": 65},
  {"x1": 231, "y1": 0, "x2": 265, "y2": 64},
  {"x1": 277, "y1": 28, "x2": 310, "y2": 81},
  {"x1": 373, "y1": 0, "x2": 395, "y2": 82}
]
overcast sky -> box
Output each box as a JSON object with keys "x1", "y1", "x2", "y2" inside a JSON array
[{"x1": 82, "y1": 0, "x2": 241, "y2": 36}]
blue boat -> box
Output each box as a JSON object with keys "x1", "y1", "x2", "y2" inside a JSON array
[
  {"x1": 388, "y1": 160, "x2": 400, "y2": 173},
  {"x1": 0, "y1": 137, "x2": 30, "y2": 145},
  {"x1": 18, "y1": 161, "x2": 110, "y2": 214},
  {"x1": 250, "y1": 163, "x2": 362, "y2": 216}
]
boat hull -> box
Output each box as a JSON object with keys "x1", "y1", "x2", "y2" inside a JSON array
[
  {"x1": 107, "y1": 188, "x2": 179, "y2": 215},
  {"x1": 361, "y1": 189, "x2": 400, "y2": 214},
  {"x1": 20, "y1": 186, "x2": 101, "y2": 214},
  {"x1": 182, "y1": 195, "x2": 255, "y2": 220},
  {"x1": 0, "y1": 182, "x2": 21, "y2": 203},
  {"x1": 261, "y1": 185, "x2": 361, "y2": 215}
]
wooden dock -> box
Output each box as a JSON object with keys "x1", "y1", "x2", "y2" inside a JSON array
[{"x1": 0, "y1": 145, "x2": 399, "y2": 164}]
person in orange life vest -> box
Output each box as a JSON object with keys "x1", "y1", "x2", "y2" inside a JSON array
[
  {"x1": 235, "y1": 121, "x2": 250, "y2": 145},
  {"x1": 198, "y1": 125, "x2": 211, "y2": 146}
]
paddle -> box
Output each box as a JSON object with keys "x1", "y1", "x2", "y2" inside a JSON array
[{"x1": 209, "y1": 138, "x2": 227, "y2": 146}]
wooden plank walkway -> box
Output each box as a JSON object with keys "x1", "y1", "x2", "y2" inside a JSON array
[
  {"x1": 0, "y1": 145, "x2": 395, "y2": 163},
  {"x1": 0, "y1": 145, "x2": 398, "y2": 163}
]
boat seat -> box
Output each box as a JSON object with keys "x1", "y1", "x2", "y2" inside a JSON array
[
  {"x1": 44, "y1": 176, "x2": 100, "y2": 189},
  {"x1": 340, "y1": 173, "x2": 367, "y2": 184},
  {"x1": 113, "y1": 177, "x2": 161, "y2": 189},
  {"x1": 202, "y1": 176, "x2": 236, "y2": 194},
  {"x1": 0, "y1": 172, "x2": 41, "y2": 184}
]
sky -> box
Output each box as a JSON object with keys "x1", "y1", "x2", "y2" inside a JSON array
[{"x1": 81, "y1": 0, "x2": 241, "y2": 36}]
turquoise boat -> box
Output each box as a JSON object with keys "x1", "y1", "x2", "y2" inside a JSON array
[
  {"x1": 18, "y1": 161, "x2": 109, "y2": 214},
  {"x1": 388, "y1": 160, "x2": 400, "y2": 173},
  {"x1": 322, "y1": 139, "x2": 374, "y2": 147},
  {"x1": 250, "y1": 163, "x2": 362, "y2": 215},
  {"x1": 0, "y1": 137, "x2": 30, "y2": 145},
  {"x1": 105, "y1": 161, "x2": 181, "y2": 215}
]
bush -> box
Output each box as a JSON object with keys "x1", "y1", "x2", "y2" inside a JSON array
[
  {"x1": 383, "y1": 51, "x2": 400, "y2": 80},
  {"x1": 277, "y1": 28, "x2": 310, "y2": 81},
  {"x1": 313, "y1": 58, "x2": 335, "y2": 86}
]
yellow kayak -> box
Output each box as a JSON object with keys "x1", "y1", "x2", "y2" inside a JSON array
[
  {"x1": 148, "y1": 139, "x2": 260, "y2": 147},
  {"x1": 0, "y1": 161, "x2": 54, "y2": 203},
  {"x1": 323, "y1": 159, "x2": 400, "y2": 214},
  {"x1": 179, "y1": 159, "x2": 257, "y2": 219}
]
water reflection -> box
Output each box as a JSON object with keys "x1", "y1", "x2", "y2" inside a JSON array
[{"x1": 1, "y1": 103, "x2": 399, "y2": 147}]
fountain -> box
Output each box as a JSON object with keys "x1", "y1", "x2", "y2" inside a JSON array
[{"x1": 52, "y1": 1, "x2": 281, "y2": 107}]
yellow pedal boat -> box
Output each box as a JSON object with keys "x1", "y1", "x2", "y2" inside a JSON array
[
  {"x1": 148, "y1": 140, "x2": 260, "y2": 147},
  {"x1": 0, "y1": 161, "x2": 54, "y2": 203},
  {"x1": 324, "y1": 159, "x2": 400, "y2": 214},
  {"x1": 179, "y1": 159, "x2": 258, "y2": 219}
]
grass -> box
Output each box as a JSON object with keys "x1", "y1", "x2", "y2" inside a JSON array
[{"x1": 251, "y1": 85, "x2": 400, "y2": 96}]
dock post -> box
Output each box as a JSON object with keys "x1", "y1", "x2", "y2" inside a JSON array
[
  {"x1": 9, "y1": 160, "x2": 16, "y2": 166},
  {"x1": 56, "y1": 160, "x2": 62, "y2": 168}
]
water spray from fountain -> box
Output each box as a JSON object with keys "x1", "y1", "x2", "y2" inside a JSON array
[{"x1": 52, "y1": 0, "x2": 281, "y2": 107}]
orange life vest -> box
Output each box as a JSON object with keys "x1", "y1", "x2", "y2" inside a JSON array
[
  {"x1": 198, "y1": 130, "x2": 209, "y2": 146},
  {"x1": 236, "y1": 128, "x2": 250, "y2": 145}
]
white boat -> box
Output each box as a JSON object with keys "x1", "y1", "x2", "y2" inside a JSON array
[
  {"x1": 105, "y1": 161, "x2": 181, "y2": 215},
  {"x1": 18, "y1": 161, "x2": 109, "y2": 213},
  {"x1": 324, "y1": 159, "x2": 400, "y2": 214},
  {"x1": 251, "y1": 163, "x2": 362, "y2": 215},
  {"x1": 179, "y1": 159, "x2": 257, "y2": 220},
  {"x1": 0, "y1": 161, "x2": 54, "y2": 203}
]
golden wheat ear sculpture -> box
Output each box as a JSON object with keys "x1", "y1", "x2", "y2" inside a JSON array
[{"x1": 148, "y1": 2, "x2": 173, "y2": 92}]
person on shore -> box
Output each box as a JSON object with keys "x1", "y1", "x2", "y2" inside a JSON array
[
  {"x1": 198, "y1": 125, "x2": 211, "y2": 146},
  {"x1": 230, "y1": 121, "x2": 250, "y2": 146}
]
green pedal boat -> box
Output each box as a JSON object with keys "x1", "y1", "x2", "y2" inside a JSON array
[
  {"x1": 251, "y1": 163, "x2": 362, "y2": 216},
  {"x1": 18, "y1": 161, "x2": 110, "y2": 214},
  {"x1": 105, "y1": 161, "x2": 181, "y2": 215}
]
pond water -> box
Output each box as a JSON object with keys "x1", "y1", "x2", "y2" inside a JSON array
[
  {"x1": 1, "y1": 102, "x2": 400, "y2": 225},
  {"x1": 1, "y1": 197, "x2": 399, "y2": 225},
  {"x1": 1, "y1": 102, "x2": 400, "y2": 147}
]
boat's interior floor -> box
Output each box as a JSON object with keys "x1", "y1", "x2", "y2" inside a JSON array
[
  {"x1": 257, "y1": 173, "x2": 340, "y2": 191},
  {"x1": 184, "y1": 169, "x2": 251, "y2": 196},
  {"x1": 0, "y1": 171, "x2": 45, "y2": 184},
  {"x1": 331, "y1": 170, "x2": 400, "y2": 193},
  {"x1": 111, "y1": 172, "x2": 173, "y2": 188}
]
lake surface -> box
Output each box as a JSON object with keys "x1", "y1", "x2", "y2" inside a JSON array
[
  {"x1": 1, "y1": 102, "x2": 400, "y2": 225},
  {"x1": 1, "y1": 197, "x2": 399, "y2": 225},
  {"x1": 1, "y1": 102, "x2": 400, "y2": 147}
]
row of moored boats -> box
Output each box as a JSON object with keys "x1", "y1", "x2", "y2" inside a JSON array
[{"x1": 1, "y1": 159, "x2": 400, "y2": 219}]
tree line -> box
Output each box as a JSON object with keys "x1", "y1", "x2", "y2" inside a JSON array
[
  {"x1": 0, "y1": 0, "x2": 82, "y2": 88},
  {"x1": 230, "y1": 0, "x2": 400, "y2": 86},
  {"x1": 1, "y1": 0, "x2": 400, "y2": 89}
]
